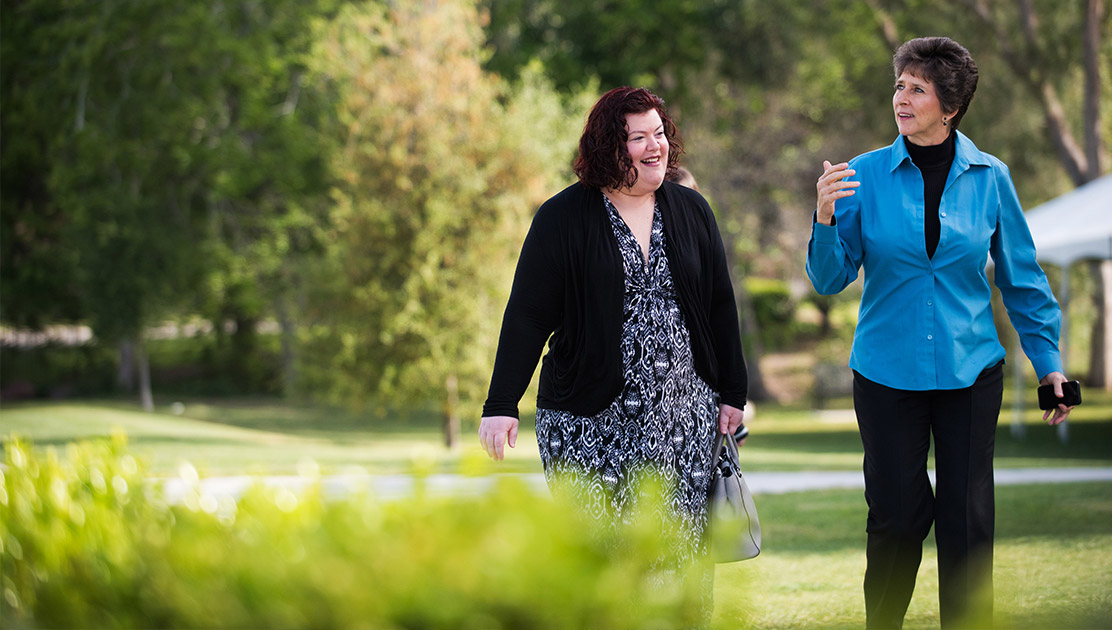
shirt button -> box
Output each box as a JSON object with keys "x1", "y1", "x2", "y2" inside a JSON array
[
  {"x1": 927, "y1": 334, "x2": 933, "y2": 340},
  {"x1": 927, "y1": 300, "x2": 933, "y2": 306},
  {"x1": 940, "y1": 212, "x2": 947, "y2": 217}
]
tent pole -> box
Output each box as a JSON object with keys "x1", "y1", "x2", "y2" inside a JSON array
[{"x1": 1057, "y1": 264, "x2": 1070, "y2": 444}]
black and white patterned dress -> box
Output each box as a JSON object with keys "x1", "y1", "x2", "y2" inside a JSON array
[{"x1": 535, "y1": 195, "x2": 720, "y2": 588}]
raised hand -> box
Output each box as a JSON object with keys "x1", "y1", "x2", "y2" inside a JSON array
[{"x1": 816, "y1": 160, "x2": 860, "y2": 225}]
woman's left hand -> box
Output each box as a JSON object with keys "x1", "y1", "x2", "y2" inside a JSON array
[
  {"x1": 1040, "y1": 371, "x2": 1076, "y2": 425},
  {"x1": 718, "y1": 403, "x2": 746, "y2": 435}
]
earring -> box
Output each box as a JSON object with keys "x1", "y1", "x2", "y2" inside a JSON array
[{"x1": 942, "y1": 118, "x2": 948, "y2": 126}]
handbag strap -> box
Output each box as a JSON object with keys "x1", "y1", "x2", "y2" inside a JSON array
[
  {"x1": 712, "y1": 431, "x2": 739, "y2": 477},
  {"x1": 712, "y1": 431, "x2": 727, "y2": 465}
]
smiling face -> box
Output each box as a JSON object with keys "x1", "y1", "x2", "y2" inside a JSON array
[
  {"x1": 893, "y1": 71, "x2": 956, "y2": 146},
  {"x1": 623, "y1": 109, "x2": 669, "y2": 194}
]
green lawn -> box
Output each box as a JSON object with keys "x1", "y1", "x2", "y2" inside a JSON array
[
  {"x1": 718, "y1": 482, "x2": 1112, "y2": 629},
  {"x1": 3, "y1": 389, "x2": 1110, "y2": 475},
  {"x1": 0, "y1": 398, "x2": 505, "y2": 476}
]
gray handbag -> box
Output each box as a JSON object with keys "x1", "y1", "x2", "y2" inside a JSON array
[{"x1": 707, "y1": 431, "x2": 761, "y2": 562}]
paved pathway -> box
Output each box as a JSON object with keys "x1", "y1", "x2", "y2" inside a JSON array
[{"x1": 161, "y1": 467, "x2": 1112, "y2": 504}]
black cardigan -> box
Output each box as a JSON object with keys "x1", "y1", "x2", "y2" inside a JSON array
[{"x1": 482, "y1": 180, "x2": 748, "y2": 419}]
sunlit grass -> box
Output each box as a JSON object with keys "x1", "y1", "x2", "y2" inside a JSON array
[
  {"x1": 714, "y1": 482, "x2": 1112, "y2": 629},
  {"x1": 3, "y1": 388, "x2": 1111, "y2": 475}
]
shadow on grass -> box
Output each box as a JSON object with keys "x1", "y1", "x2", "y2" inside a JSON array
[
  {"x1": 995, "y1": 420, "x2": 1112, "y2": 463},
  {"x1": 755, "y1": 482, "x2": 1112, "y2": 557},
  {"x1": 170, "y1": 397, "x2": 445, "y2": 434},
  {"x1": 749, "y1": 420, "x2": 1112, "y2": 466}
]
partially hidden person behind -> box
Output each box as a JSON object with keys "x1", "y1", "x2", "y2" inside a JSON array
[
  {"x1": 479, "y1": 86, "x2": 749, "y2": 619},
  {"x1": 806, "y1": 36, "x2": 1074, "y2": 629}
]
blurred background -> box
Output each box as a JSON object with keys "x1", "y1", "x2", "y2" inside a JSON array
[
  {"x1": 3, "y1": 4, "x2": 1111, "y2": 626},
  {"x1": 3, "y1": 0, "x2": 1110, "y2": 446}
]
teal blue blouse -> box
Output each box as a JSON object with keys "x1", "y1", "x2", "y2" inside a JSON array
[{"x1": 807, "y1": 131, "x2": 1062, "y2": 390}]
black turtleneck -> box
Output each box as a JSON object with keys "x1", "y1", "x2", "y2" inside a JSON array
[{"x1": 905, "y1": 132, "x2": 956, "y2": 260}]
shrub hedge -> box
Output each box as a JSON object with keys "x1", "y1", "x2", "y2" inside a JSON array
[
  {"x1": 745, "y1": 277, "x2": 798, "y2": 350},
  {"x1": 1, "y1": 436, "x2": 712, "y2": 629}
]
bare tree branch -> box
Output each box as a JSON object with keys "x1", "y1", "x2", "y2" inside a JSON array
[
  {"x1": 1082, "y1": 0, "x2": 1104, "y2": 182},
  {"x1": 962, "y1": 0, "x2": 1090, "y2": 184},
  {"x1": 1041, "y1": 83, "x2": 1089, "y2": 185},
  {"x1": 1018, "y1": 0, "x2": 1039, "y2": 52},
  {"x1": 863, "y1": 0, "x2": 901, "y2": 52}
]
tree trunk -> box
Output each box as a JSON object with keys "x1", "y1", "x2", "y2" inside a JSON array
[
  {"x1": 276, "y1": 296, "x2": 297, "y2": 397},
  {"x1": 1081, "y1": 0, "x2": 1108, "y2": 389},
  {"x1": 136, "y1": 337, "x2": 154, "y2": 412},
  {"x1": 231, "y1": 313, "x2": 258, "y2": 390},
  {"x1": 1088, "y1": 261, "x2": 1112, "y2": 389},
  {"x1": 443, "y1": 374, "x2": 461, "y2": 450},
  {"x1": 1081, "y1": 0, "x2": 1103, "y2": 180},
  {"x1": 117, "y1": 338, "x2": 136, "y2": 392}
]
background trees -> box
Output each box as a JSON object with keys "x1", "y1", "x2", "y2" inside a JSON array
[
  {"x1": 299, "y1": 0, "x2": 587, "y2": 445},
  {"x1": 3, "y1": 0, "x2": 336, "y2": 406},
  {"x1": 3, "y1": 0, "x2": 1108, "y2": 420}
]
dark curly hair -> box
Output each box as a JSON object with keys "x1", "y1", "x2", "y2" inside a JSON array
[
  {"x1": 573, "y1": 87, "x2": 684, "y2": 190},
  {"x1": 893, "y1": 37, "x2": 979, "y2": 130}
]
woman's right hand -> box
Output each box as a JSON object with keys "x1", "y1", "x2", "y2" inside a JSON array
[
  {"x1": 478, "y1": 415, "x2": 519, "y2": 461},
  {"x1": 815, "y1": 160, "x2": 859, "y2": 226}
]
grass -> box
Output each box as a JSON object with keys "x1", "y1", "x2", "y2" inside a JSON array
[
  {"x1": 0, "y1": 398, "x2": 506, "y2": 476},
  {"x1": 719, "y1": 482, "x2": 1112, "y2": 629},
  {"x1": 2, "y1": 386, "x2": 1111, "y2": 475}
]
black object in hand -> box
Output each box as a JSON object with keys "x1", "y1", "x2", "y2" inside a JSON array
[{"x1": 1037, "y1": 380, "x2": 1082, "y2": 410}]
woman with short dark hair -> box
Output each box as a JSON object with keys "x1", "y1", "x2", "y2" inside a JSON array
[
  {"x1": 479, "y1": 86, "x2": 748, "y2": 618},
  {"x1": 807, "y1": 37, "x2": 1074, "y2": 628}
]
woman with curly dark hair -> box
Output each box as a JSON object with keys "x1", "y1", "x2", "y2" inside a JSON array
[{"x1": 479, "y1": 86, "x2": 748, "y2": 614}]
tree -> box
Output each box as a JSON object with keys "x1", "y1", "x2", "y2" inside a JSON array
[
  {"x1": 193, "y1": 0, "x2": 338, "y2": 394},
  {"x1": 2, "y1": 1, "x2": 224, "y2": 409},
  {"x1": 2, "y1": 1, "x2": 89, "y2": 329},
  {"x1": 2, "y1": 0, "x2": 339, "y2": 406},
  {"x1": 302, "y1": 0, "x2": 589, "y2": 445}
]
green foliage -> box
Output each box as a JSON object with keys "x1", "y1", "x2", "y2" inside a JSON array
[
  {"x1": 192, "y1": 0, "x2": 340, "y2": 392},
  {"x1": 0, "y1": 1, "x2": 87, "y2": 328},
  {"x1": 299, "y1": 0, "x2": 590, "y2": 415},
  {"x1": 4, "y1": 0, "x2": 1106, "y2": 405},
  {"x1": 1, "y1": 436, "x2": 712, "y2": 628},
  {"x1": 1, "y1": 0, "x2": 338, "y2": 397},
  {"x1": 147, "y1": 334, "x2": 284, "y2": 396},
  {"x1": 745, "y1": 277, "x2": 798, "y2": 350},
  {"x1": 0, "y1": 333, "x2": 284, "y2": 401},
  {"x1": 0, "y1": 344, "x2": 118, "y2": 399}
]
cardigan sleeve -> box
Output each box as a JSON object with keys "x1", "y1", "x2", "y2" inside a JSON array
[{"x1": 482, "y1": 202, "x2": 566, "y2": 419}]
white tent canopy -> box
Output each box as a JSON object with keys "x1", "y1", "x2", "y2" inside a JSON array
[{"x1": 1024, "y1": 173, "x2": 1112, "y2": 268}]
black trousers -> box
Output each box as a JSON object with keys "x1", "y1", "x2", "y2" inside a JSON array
[{"x1": 853, "y1": 362, "x2": 1003, "y2": 630}]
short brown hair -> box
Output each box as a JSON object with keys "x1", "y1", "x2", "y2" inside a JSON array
[
  {"x1": 666, "y1": 165, "x2": 699, "y2": 191},
  {"x1": 573, "y1": 87, "x2": 684, "y2": 190},
  {"x1": 893, "y1": 37, "x2": 978, "y2": 130}
]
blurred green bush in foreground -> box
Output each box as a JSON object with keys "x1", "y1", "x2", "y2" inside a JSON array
[{"x1": 1, "y1": 436, "x2": 717, "y2": 629}]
